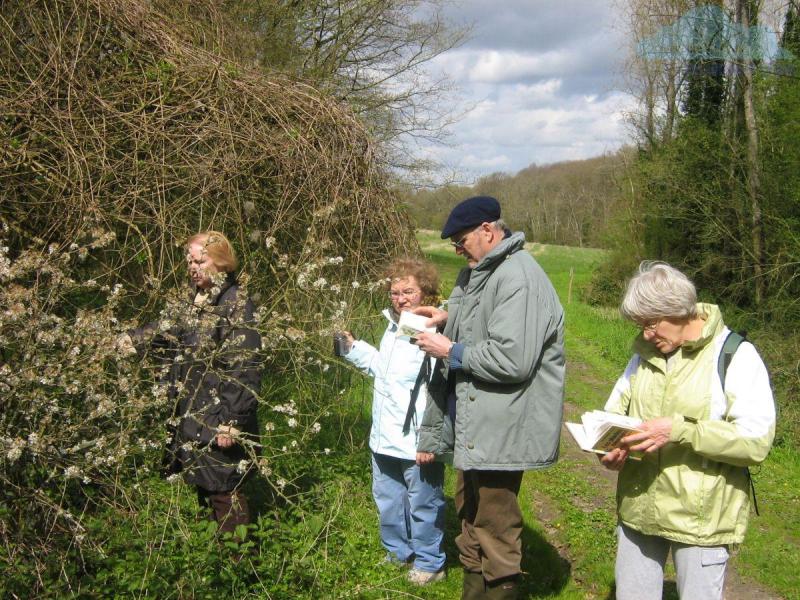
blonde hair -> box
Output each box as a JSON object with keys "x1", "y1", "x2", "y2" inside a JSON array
[
  {"x1": 384, "y1": 257, "x2": 440, "y2": 305},
  {"x1": 186, "y1": 230, "x2": 238, "y2": 273},
  {"x1": 620, "y1": 261, "x2": 697, "y2": 323}
]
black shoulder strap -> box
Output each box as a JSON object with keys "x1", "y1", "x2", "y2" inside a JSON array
[
  {"x1": 403, "y1": 358, "x2": 431, "y2": 435},
  {"x1": 717, "y1": 330, "x2": 760, "y2": 515},
  {"x1": 718, "y1": 330, "x2": 746, "y2": 392}
]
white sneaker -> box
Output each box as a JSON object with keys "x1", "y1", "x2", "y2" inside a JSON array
[{"x1": 407, "y1": 567, "x2": 446, "y2": 585}]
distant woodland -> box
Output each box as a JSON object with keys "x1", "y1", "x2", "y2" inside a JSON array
[
  {"x1": 402, "y1": 151, "x2": 630, "y2": 250},
  {"x1": 405, "y1": 0, "x2": 800, "y2": 327}
]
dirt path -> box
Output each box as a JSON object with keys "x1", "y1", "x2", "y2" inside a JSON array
[{"x1": 529, "y1": 398, "x2": 783, "y2": 599}]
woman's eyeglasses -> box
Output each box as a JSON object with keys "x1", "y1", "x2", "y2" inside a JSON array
[
  {"x1": 389, "y1": 288, "x2": 421, "y2": 299},
  {"x1": 641, "y1": 319, "x2": 661, "y2": 332}
]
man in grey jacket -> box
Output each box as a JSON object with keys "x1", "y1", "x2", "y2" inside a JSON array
[{"x1": 414, "y1": 196, "x2": 565, "y2": 599}]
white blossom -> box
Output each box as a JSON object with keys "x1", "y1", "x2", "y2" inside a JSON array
[
  {"x1": 6, "y1": 438, "x2": 25, "y2": 462},
  {"x1": 64, "y1": 465, "x2": 83, "y2": 479}
]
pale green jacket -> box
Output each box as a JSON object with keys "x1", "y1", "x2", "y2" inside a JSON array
[{"x1": 605, "y1": 303, "x2": 775, "y2": 545}]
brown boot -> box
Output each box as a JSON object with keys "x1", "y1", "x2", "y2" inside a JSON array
[
  {"x1": 485, "y1": 574, "x2": 520, "y2": 600},
  {"x1": 461, "y1": 570, "x2": 485, "y2": 600}
]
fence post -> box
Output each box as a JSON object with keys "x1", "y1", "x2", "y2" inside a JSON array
[{"x1": 568, "y1": 268, "x2": 574, "y2": 305}]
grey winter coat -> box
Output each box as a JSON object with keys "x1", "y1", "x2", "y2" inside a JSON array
[{"x1": 417, "y1": 232, "x2": 565, "y2": 471}]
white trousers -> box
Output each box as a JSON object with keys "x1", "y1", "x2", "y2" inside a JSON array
[{"x1": 615, "y1": 523, "x2": 729, "y2": 600}]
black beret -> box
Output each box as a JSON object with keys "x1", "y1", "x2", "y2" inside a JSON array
[{"x1": 440, "y1": 196, "x2": 501, "y2": 239}]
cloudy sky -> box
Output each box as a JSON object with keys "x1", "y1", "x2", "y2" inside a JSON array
[{"x1": 412, "y1": 0, "x2": 638, "y2": 180}]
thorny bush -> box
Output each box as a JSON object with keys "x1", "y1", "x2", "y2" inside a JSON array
[
  {"x1": 0, "y1": 0, "x2": 419, "y2": 593},
  {"x1": 0, "y1": 224, "x2": 399, "y2": 596}
]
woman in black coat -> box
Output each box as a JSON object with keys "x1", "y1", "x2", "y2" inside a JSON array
[{"x1": 132, "y1": 231, "x2": 261, "y2": 532}]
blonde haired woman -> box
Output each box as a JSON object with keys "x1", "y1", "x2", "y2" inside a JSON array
[{"x1": 132, "y1": 231, "x2": 261, "y2": 533}]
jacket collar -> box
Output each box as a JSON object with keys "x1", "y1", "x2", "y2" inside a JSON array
[
  {"x1": 473, "y1": 231, "x2": 525, "y2": 272},
  {"x1": 382, "y1": 307, "x2": 400, "y2": 326},
  {"x1": 190, "y1": 272, "x2": 237, "y2": 306}
]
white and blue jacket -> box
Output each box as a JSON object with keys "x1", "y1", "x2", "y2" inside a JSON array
[{"x1": 345, "y1": 309, "x2": 431, "y2": 460}]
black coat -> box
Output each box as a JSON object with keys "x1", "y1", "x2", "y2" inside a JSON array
[{"x1": 134, "y1": 276, "x2": 262, "y2": 492}]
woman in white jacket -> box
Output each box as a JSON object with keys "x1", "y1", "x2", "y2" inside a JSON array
[{"x1": 341, "y1": 257, "x2": 446, "y2": 586}]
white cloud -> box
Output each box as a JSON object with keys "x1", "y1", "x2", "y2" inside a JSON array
[
  {"x1": 414, "y1": 89, "x2": 636, "y2": 178},
  {"x1": 405, "y1": 0, "x2": 634, "y2": 180},
  {"x1": 469, "y1": 49, "x2": 576, "y2": 83}
]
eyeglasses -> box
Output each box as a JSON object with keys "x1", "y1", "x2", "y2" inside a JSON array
[
  {"x1": 450, "y1": 226, "x2": 481, "y2": 250},
  {"x1": 389, "y1": 288, "x2": 421, "y2": 299},
  {"x1": 641, "y1": 319, "x2": 661, "y2": 332}
]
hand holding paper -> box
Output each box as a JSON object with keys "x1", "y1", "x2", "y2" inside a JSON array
[{"x1": 396, "y1": 311, "x2": 436, "y2": 340}]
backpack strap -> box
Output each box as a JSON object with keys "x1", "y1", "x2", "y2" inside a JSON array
[
  {"x1": 718, "y1": 330, "x2": 746, "y2": 391},
  {"x1": 403, "y1": 357, "x2": 431, "y2": 435},
  {"x1": 718, "y1": 330, "x2": 759, "y2": 516}
]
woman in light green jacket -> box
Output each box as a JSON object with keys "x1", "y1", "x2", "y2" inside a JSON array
[{"x1": 601, "y1": 262, "x2": 775, "y2": 600}]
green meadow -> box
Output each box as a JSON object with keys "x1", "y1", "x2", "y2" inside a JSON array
[
  {"x1": 392, "y1": 230, "x2": 799, "y2": 600},
  {"x1": 32, "y1": 234, "x2": 795, "y2": 599}
]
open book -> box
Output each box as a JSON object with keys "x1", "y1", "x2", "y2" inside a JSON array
[
  {"x1": 564, "y1": 410, "x2": 643, "y2": 455},
  {"x1": 396, "y1": 311, "x2": 435, "y2": 340}
]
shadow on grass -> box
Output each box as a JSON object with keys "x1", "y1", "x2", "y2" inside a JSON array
[
  {"x1": 441, "y1": 493, "x2": 571, "y2": 599},
  {"x1": 520, "y1": 522, "x2": 572, "y2": 597}
]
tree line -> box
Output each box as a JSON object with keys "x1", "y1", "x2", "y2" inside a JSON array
[
  {"x1": 406, "y1": 1, "x2": 800, "y2": 328},
  {"x1": 401, "y1": 151, "x2": 630, "y2": 249}
]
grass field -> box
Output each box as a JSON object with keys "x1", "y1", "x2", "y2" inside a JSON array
[
  {"x1": 96, "y1": 233, "x2": 797, "y2": 598},
  {"x1": 323, "y1": 230, "x2": 798, "y2": 599}
]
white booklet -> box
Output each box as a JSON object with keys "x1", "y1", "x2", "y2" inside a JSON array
[
  {"x1": 564, "y1": 410, "x2": 643, "y2": 455},
  {"x1": 395, "y1": 311, "x2": 435, "y2": 340}
]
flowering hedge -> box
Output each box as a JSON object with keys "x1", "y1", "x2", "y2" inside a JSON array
[{"x1": 0, "y1": 0, "x2": 417, "y2": 593}]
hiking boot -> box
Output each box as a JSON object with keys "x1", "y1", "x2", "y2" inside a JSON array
[
  {"x1": 486, "y1": 574, "x2": 520, "y2": 599},
  {"x1": 408, "y1": 567, "x2": 446, "y2": 585},
  {"x1": 461, "y1": 570, "x2": 486, "y2": 599}
]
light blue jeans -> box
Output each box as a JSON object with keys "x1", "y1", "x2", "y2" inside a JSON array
[{"x1": 371, "y1": 452, "x2": 446, "y2": 573}]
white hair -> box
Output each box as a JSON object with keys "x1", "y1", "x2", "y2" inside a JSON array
[
  {"x1": 491, "y1": 219, "x2": 509, "y2": 234},
  {"x1": 620, "y1": 261, "x2": 698, "y2": 323}
]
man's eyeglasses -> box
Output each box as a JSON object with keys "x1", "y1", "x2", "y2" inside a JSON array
[
  {"x1": 450, "y1": 226, "x2": 480, "y2": 250},
  {"x1": 389, "y1": 288, "x2": 421, "y2": 299}
]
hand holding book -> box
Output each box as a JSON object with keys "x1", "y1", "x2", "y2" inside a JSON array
[
  {"x1": 564, "y1": 410, "x2": 643, "y2": 455},
  {"x1": 396, "y1": 311, "x2": 436, "y2": 341},
  {"x1": 617, "y1": 416, "x2": 673, "y2": 454}
]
